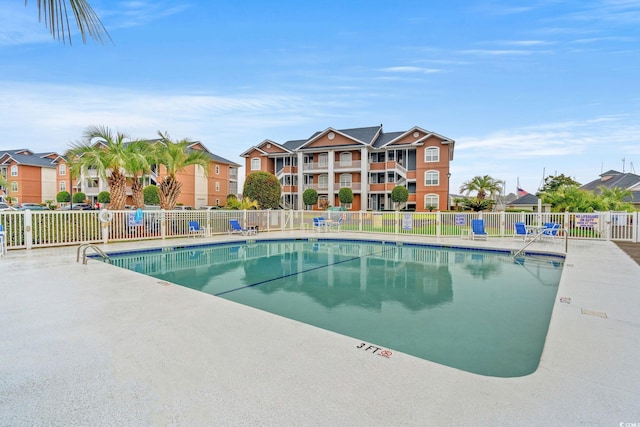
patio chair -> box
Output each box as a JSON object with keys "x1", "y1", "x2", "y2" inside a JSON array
[
  {"x1": 329, "y1": 217, "x2": 343, "y2": 232},
  {"x1": 229, "y1": 219, "x2": 257, "y2": 236},
  {"x1": 513, "y1": 222, "x2": 533, "y2": 241},
  {"x1": 313, "y1": 217, "x2": 328, "y2": 232},
  {"x1": 188, "y1": 221, "x2": 206, "y2": 238},
  {"x1": 471, "y1": 219, "x2": 488, "y2": 240},
  {"x1": 541, "y1": 223, "x2": 560, "y2": 242},
  {"x1": 0, "y1": 224, "x2": 6, "y2": 256}
]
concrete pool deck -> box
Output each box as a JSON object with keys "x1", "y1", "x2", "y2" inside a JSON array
[{"x1": 1, "y1": 233, "x2": 639, "y2": 426}]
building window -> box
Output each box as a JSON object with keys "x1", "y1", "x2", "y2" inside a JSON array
[
  {"x1": 339, "y1": 152, "x2": 352, "y2": 166},
  {"x1": 10, "y1": 165, "x2": 18, "y2": 176},
  {"x1": 318, "y1": 174, "x2": 328, "y2": 189},
  {"x1": 60, "y1": 181, "x2": 66, "y2": 191},
  {"x1": 318, "y1": 153, "x2": 328, "y2": 168},
  {"x1": 11, "y1": 181, "x2": 18, "y2": 192},
  {"x1": 59, "y1": 164, "x2": 67, "y2": 176},
  {"x1": 251, "y1": 157, "x2": 261, "y2": 171},
  {"x1": 424, "y1": 194, "x2": 439, "y2": 210},
  {"x1": 425, "y1": 147, "x2": 439, "y2": 162},
  {"x1": 215, "y1": 165, "x2": 220, "y2": 174},
  {"x1": 339, "y1": 173, "x2": 352, "y2": 188},
  {"x1": 215, "y1": 181, "x2": 220, "y2": 192},
  {"x1": 424, "y1": 170, "x2": 439, "y2": 186},
  {"x1": 216, "y1": 198, "x2": 220, "y2": 206}
]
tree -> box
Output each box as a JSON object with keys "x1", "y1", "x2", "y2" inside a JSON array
[
  {"x1": 97, "y1": 191, "x2": 110, "y2": 205},
  {"x1": 243, "y1": 172, "x2": 282, "y2": 209},
  {"x1": 143, "y1": 185, "x2": 160, "y2": 205},
  {"x1": 303, "y1": 188, "x2": 318, "y2": 208},
  {"x1": 66, "y1": 126, "x2": 147, "y2": 210},
  {"x1": 72, "y1": 191, "x2": 86, "y2": 203},
  {"x1": 56, "y1": 191, "x2": 70, "y2": 203},
  {"x1": 338, "y1": 187, "x2": 354, "y2": 208},
  {"x1": 537, "y1": 174, "x2": 581, "y2": 195},
  {"x1": 26, "y1": 0, "x2": 111, "y2": 45},
  {"x1": 461, "y1": 197, "x2": 495, "y2": 212},
  {"x1": 124, "y1": 140, "x2": 155, "y2": 208},
  {"x1": 597, "y1": 186, "x2": 634, "y2": 211},
  {"x1": 459, "y1": 175, "x2": 503, "y2": 200},
  {"x1": 154, "y1": 131, "x2": 211, "y2": 210},
  {"x1": 391, "y1": 186, "x2": 409, "y2": 210}
]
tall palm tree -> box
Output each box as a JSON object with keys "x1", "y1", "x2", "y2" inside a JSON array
[
  {"x1": 124, "y1": 140, "x2": 155, "y2": 209},
  {"x1": 66, "y1": 125, "x2": 147, "y2": 210},
  {"x1": 154, "y1": 132, "x2": 211, "y2": 210},
  {"x1": 459, "y1": 175, "x2": 503, "y2": 200},
  {"x1": 26, "y1": 0, "x2": 111, "y2": 45}
]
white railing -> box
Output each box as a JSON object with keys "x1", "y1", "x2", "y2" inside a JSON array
[{"x1": 0, "y1": 209, "x2": 637, "y2": 252}]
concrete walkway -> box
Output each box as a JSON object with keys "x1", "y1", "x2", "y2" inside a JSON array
[{"x1": 1, "y1": 233, "x2": 638, "y2": 426}]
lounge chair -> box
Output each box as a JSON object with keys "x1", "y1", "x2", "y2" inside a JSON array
[
  {"x1": 513, "y1": 222, "x2": 533, "y2": 241},
  {"x1": 471, "y1": 219, "x2": 488, "y2": 240},
  {"x1": 188, "y1": 221, "x2": 206, "y2": 238},
  {"x1": 229, "y1": 219, "x2": 257, "y2": 236},
  {"x1": 329, "y1": 217, "x2": 343, "y2": 232},
  {"x1": 313, "y1": 217, "x2": 327, "y2": 232},
  {"x1": 541, "y1": 223, "x2": 560, "y2": 242}
]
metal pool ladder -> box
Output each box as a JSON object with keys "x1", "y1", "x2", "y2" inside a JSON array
[
  {"x1": 512, "y1": 227, "x2": 569, "y2": 258},
  {"x1": 76, "y1": 243, "x2": 111, "y2": 265}
]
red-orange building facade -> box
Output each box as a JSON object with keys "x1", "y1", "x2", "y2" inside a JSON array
[{"x1": 240, "y1": 125, "x2": 455, "y2": 211}]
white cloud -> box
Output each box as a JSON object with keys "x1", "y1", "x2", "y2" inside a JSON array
[{"x1": 379, "y1": 66, "x2": 441, "y2": 74}]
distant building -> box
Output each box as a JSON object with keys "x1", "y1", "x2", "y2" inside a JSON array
[
  {"x1": 580, "y1": 170, "x2": 640, "y2": 208},
  {"x1": 240, "y1": 124, "x2": 455, "y2": 211},
  {"x1": 0, "y1": 149, "x2": 62, "y2": 205},
  {"x1": 506, "y1": 193, "x2": 551, "y2": 212},
  {"x1": 1, "y1": 143, "x2": 240, "y2": 208}
]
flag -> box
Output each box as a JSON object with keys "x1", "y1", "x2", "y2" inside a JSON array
[{"x1": 517, "y1": 187, "x2": 528, "y2": 196}]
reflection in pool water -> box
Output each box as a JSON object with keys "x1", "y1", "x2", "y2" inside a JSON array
[{"x1": 105, "y1": 239, "x2": 563, "y2": 377}]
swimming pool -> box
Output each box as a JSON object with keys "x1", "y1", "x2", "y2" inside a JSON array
[{"x1": 103, "y1": 238, "x2": 564, "y2": 377}]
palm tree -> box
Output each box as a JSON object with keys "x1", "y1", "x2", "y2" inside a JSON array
[
  {"x1": 154, "y1": 132, "x2": 211, "y2": 210},
  {"x1": 124, "y1": 140, "x2": 155, "y2": 209},
  {"x1": 66, "y1": 125, "x2": 147, "y2": 210},
  {"x1": 459, "y1": 175, "x2": 503, "y2": 200},
  {"x1": 26, "y1": 0, "x2": 111, "y2": 45}
]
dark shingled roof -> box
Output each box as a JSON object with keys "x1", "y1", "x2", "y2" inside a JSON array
[
  {"x1": 0, "y1": 150, "x2": 58, "y2": 168},
  {"x1": 338, "y1": 126, "x2": 381, "y2": 144},
  {"x1": 282, "y1": 139, "x2": 308, "y2": 150},
  {"x1": 372, "y1": 131, "x2": 404, "y2": 148},
  {"x1": 580, "y1": 170, "x2": 640, "y2": 203},
  {"x1": 509, "y1": 194, "x2": 540, "y2": 205}
]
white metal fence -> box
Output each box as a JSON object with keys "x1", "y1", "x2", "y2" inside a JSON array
[{"x1": 0, "y1": 209, "x2": 638, "y2": 251}]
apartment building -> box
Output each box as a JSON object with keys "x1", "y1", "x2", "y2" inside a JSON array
[
  {"x1": 0, "y1": 149, "x2": 62, "y2": 205},
  {"x1": 76, "y1": 140, "x2": 240, "y2": 208},
  {"x1": 1, "y1": 143, "x2": 240, "y2": 208},
  {"x1": 240, "y1": 124, "x2": 455, "y2": 212}
]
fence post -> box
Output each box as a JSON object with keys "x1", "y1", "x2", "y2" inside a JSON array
[
  {"x1": 395, "y1": 210, "x2": 399, "y2": 235},
  {"x1": 634, "y1": 212, "x2": 639, "y2": 243},
  {"x1": 436, "y1": 211, "x2": 441, "y2": 238},
  {"x1": 500, "y1": 211, "x2": 506, "y2": 237},
  {"x1": 160, "y1": 209, "x2": 167, "y2": 240},
  {"x1": 24, "y1": 210, "x2": 33, "y2": 250}
]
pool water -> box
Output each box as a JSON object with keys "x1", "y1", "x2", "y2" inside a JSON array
[{"x1": 105, "y1": 239, "x2": 564, "y2": 377}]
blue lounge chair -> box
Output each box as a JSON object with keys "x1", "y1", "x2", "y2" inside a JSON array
[
  {"x1": 541, "y1": 223, "x2": 560, "y2": 242},
  {"x1": 471, "y1": 219, "x2": 488, "y2": 240},
  {"x1": 513, "y1": 222, "x2": 533, "y2": 241},
  {"x1": 229, "y1": 219, "x2": 256, "y2": 236},
  {"x1": 188, "y1": 221, "x2": 206, "y2": 238},
  {"x1": 313, "y1": 217, "x2": 327, "y2": 232}
]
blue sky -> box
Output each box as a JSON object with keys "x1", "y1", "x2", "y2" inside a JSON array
[{"x1": 1, "y1": 0, "x2": 639, "y2": 195}]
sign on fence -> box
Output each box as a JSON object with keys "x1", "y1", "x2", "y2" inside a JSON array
[
  {"x1": 402, "y1": 214, "x2": 413, "y2": 230},
  {"x1": 454, "y1": 214, "x2": 466, "y2": 226},
  {"x1": 128, "y1": 209, "x2": 144, "y2": 226},
  {"x1": 575, "y1": 214, "x2": 599, "y2": 228}
]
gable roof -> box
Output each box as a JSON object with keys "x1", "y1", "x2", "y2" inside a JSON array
[
  {"x1": 0, "y1": 150, "x2": 59, "y2": 168},
  {"x1": 580, "y1": 170, "x2": 640, "y2": 193},
  {"x1": 509, "y1": 193, "x2": 540, "y2": 205}
]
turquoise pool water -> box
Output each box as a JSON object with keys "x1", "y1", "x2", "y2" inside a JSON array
[{"x1": 104, "y1": 239, "x2": 564, "y2": 377}]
